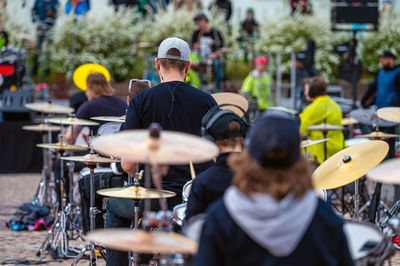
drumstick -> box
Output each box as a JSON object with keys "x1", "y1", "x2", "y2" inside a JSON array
[{"x1": 189, "y1": 161, "x2": 196, "y2": 179}]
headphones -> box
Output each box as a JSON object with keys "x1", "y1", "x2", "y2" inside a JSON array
[{"x1": 201, "y1": 104, "x2": 249, "y2": 142}]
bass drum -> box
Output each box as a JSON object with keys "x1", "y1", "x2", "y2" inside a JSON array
[{"x1": 343, "y1": 220, "x2": 394, "y2": 265}]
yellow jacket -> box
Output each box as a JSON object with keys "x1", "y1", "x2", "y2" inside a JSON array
[{"x1": 300, "y1": 95, "x2": 345, "y2": 164}]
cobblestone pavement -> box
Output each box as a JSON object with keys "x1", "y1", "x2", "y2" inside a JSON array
[{"x1": 0, "y1": 173, "x2": 400, "y2": 265}]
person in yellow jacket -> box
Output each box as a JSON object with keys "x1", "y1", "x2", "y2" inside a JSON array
[
  {"x1": 241, "y1": 56, "x2": 274, "y2": 111},
  {"x1": 300, "y1": 76, "x2": 344, "y2": 164}
]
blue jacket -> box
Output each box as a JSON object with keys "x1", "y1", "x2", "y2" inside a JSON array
[{"x1": 376, "y1": 67, "x2": 400, "y2": 108}]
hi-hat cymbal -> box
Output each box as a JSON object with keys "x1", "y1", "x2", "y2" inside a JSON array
[
  {"x1": 356, "y1": 131, "x2": 400, "y2": 140},
  {"x1": 342, "y1": 117, "x2": 359, "y2": 126},
  {"x1": 91, "y1": 129, "x2": 219, "y2": 165},
  {"x1": 300, "y1": 138, "x2": 330, "y2": 148},
  {"x1": 212, "y1": 92, "x2": 249, "y2": 116},
  {"x1": 87, "y1": 229, "x2": 197, "y2": 254},
  {"x1": 312, "y1": 140, "x2": 388, "y2": 190},
  {"x1": 307, "y1": 123, "x2": 343, "y2": 131},
  {"x1": 350, "y1": 109, "x2": 397, "y2": 127},
  {"x1": 25, "y1": 102, "x2": 74, "y2": 114},
  {"x1": 22, "y1": 123, "x2": 62, "y2": 132},
  {"x1": 367, "y1": 158, "x2": 400, "y2": 184},
  {"x1": 48, "y1": 117, "x2": 99, "y2": 126},
  {"x1": 91, "y1": 116, "x2": 125, "y2": 123},
  {"x1": 61, "y1": 153, "x2": 120, "y2": 164},
  {"x1": 37, "y1": 142, "x2": 88, "y2": 151},
  {"x1": 376, "y1": 107, "x2": 400, "y2": 123},
  {"x1": 97, "y1": 186, "x2": 176, "y2": 199}
]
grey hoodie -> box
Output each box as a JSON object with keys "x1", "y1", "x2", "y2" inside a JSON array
[{"x1": 223, "y1": 186, "x2": 318, "y2": 257}]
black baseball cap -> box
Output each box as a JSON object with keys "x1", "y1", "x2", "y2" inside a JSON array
[
  {"x1": 382, "y1": 50, "x2": 396, "y2": 59},
  {"x1": 194, "y1": 12, "x2": 208, "y2": 22},
  {"x1": 208, "y1": 111, "x2": 245, "y2": 140},
  {"x1": 247, "y1": 110, "x2": 300, "y2": 168}
]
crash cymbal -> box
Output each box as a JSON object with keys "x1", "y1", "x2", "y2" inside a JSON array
[
  {"x1": 356, "y1": 131, "x2": 400, "y2": 140},
  {"x1": 97, "y1": 186, "x2": 176, "y2": 199},
  {"x1": 91, "y1": 129, "x2": 219, "y2": 165},
  {"x1": 87, "y1": 229, "x2": 197, "y2": 254},
  {"x1": 73, "y1": 63, "x2": 110, "y2": 91},
  {"x1": 367, "y1": 158, "x2": 400, "y2": 184},
  {"x1": 312, "y1": 140, "x2": 388, "y2": 190},
  {"x1": 37, "y1": 142, "x2": 87, "y2": 151},
  {"x1": 212, "y1": 92, "x2": 249, "y2": 116},
  {"x1": 300, "y1": 138, "x2": 330, "y2": 148},
  {"x1": 22, "y1": 123, "x2": 62, "y2": 132},
  {"x1": 267, "y1": 106, "x2": 298, "y2": 115},
  {"x1": 307, "y1": 123, "x2": 343, "y2": 131},
  {"x1": 48, "y1": 117, "x2": 99, "y2": 126},
  {"x1": 350, "y1": 109, "x2": 397, "y2": 127},
  {"x1": 25, "y1": 102, "x2": 74, "y2": 114},
  {"x1": 61, "y1": 153, "x2": 120, "y2": 164},
  {"x1": 342, "y1": 117, "x2": 359, "y2": 126},
  {"x1": 91, "y1": 116, "x2": 125, "y2": 123},
  {"x1": 376, "y1": 107, "x2": 400, "y2": 123}
]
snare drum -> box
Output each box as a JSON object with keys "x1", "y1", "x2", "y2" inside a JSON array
[
  {"x1": 182, "y1": 180, "x2": 193, "y2": 202},
  {"x1": 173, "y1": 203, "x2": 187, "y2": 226},
  {"x1": 343, "y1": 220, "x2": 393, "y2": 265},
  {"x1": 315, "y1": 189, "x2": 327, "y2": 201}
]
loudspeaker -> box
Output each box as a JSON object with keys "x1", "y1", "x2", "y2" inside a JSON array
[
  {"x1": 331, "y1": 1, "x2": 379, "y2": 25},
  {"x1": 1, "y1": 90, "x2": 32, "y2": 121}
]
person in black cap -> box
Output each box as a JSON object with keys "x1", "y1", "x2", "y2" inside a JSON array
[
  {"x1": 362, "y1": 50, "x2": 400, "y2": 108},
  {"x1": 191, "y1": 12, "x2": 224, "y2": 90},
  {"x1": 184, "y1": 106, "x2": 247, "y2": 222},
  {"x1": 193, "y1": 110, "x2": 354, "y2": 266}
]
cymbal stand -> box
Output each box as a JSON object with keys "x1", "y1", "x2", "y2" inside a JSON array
[
  {"x1": 354, "y1": 179, "x2": 360, "y2": 221},
  {"x1": 72, "y1": 154, "x2": 106, "y2": 266}
]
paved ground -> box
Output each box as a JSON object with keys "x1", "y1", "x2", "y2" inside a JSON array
[{"x1": 1, "y1": 173, "x2": 400, "y2": 265}]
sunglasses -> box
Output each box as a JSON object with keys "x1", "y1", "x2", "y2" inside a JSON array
[{"x1": 128, "y1": 79, "x2": 152, "y2": 93}]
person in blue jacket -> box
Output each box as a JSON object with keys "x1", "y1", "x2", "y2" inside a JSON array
[{"x1": 193, "y1": 110, "x2": 354, "y2": 266}]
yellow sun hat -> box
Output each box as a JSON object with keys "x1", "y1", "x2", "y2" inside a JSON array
[{"x1": 73, "y1": 63, "x2": 111, "y2": 91}]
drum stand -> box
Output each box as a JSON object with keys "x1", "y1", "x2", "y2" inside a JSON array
[{"x1": 72, "y1": 163, "x2": 106, "y2": 266}]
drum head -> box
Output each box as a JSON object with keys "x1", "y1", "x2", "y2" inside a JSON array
[
  {"x1": 173, "y1": 203, "x2": 187, "y2": 226},
  {"x1": 344, "y1": 221, "x2": 383, "y2": 260},
  {"x1": 182, "y1": 180, "x2": 193, "y2": 202}
]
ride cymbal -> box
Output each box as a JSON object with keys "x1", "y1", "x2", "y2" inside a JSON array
[
  {"x1": 350, "y1": 109, "x2": 397, "y2": 127},
  {"x1": 267, "y1": 106, "x2": 298, "y2": 115},
  {"x1": 37, "y1": 142, "x2": 87, "y2": 151},
  {"x1": 22, "y1": 123, "x2": 62, "y2": 132},
  {"x1": 312, "y1": 140, "x2": 388, "y2": 190},
  {"x1": 91, "y1": 129, "x2": 219, "y2": 165},
  {"x1": 61, "y1": 153, "x2": 120, "y2": 164},
  {"x1": 342, "y1": 117, "x2": 359, "y2": 126},
  {"x1": 87, "y1": 229, "x2": 197, "y2": 254},
  {"x1": 367, "y1": 158, "x2": 400, "y2": 185},
  {"x1": 25, "y1": 102, "x2": 73, "y2": 114},
  {"x1": 307, "y1": 123, "x2": 343, "y2": 131},
  {"x1": 48, "y1": 117, "x2": 99, "y2": 126},
  {"x1": 356, "y1": 131, "x2": 400, "y2": 140},
  {"x1": 97, "y1": 186, "x2": 176, "y2": 199},
  {"x1": 91, "y1": 116, "x2": 125, "y2": 123},
  {"x1": 300, "y1": 138, "x2": 330, "y2": 148},
  {"x1": 212, "y1": 92, "x2": 249, "y2": 117},
  {"x1": 376, "y1": 107, "x2": 400, "y2": 123}
]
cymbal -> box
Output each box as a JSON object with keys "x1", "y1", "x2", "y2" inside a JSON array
[
  {"x1": 91, "y1": 129, "x2": 219, "y2": 165},
  {"x1": 356, "y1": 131, "x2": 400, "y2": 140},
  {"x1": 267, "y1": 106, "x2": 298, "y2": 115},
  {"x1": 300, "y1": 138, "x2": 330, "y2": 148},
  {"x1": 345, "y1": 138, "x2": 370, "y2": 147},
  {"x1": 367, "y1": 158, "x2": 400, "y2": 184},
  {"x1": 22, "y1": 123, "x2": 62, "y2": 132},
  {"x1": 37, "y1": 142, "x2": 88, "y2": 151},
  {"x1": 61, "y1": 153, "x2": 120, "y2": 164},
  {"x1": 48, "y1": 117, "x2": 99, "y2": 126},
  {"x1": 350, "y1": 109, "x2": 397, "y2": 127},
  {"x1": 342, "y1": 117, "x2": 359, "y2": 126},
  {"x1": 91, "y1": 116, "x2": 125, "y2": 123},
  {"x1": 307, "y1": 123, "x2": 343, "y2": 131},
  {"x1": 97, "y1": 186, "x2": 176, "y2": 199},
  {"x1": 212, "y1": 92, "x2": 249, "y2": 116},
  {"x1": 25, "y1": 102, "x2": 74, "y2": 114},
  {"x1": 312, "y1": 140, "x2": 388, "y2": 190},
  {"x1": 376, "y1": 107, "x2": 400, "y2": 123},
  {"x1": 73, "y1": 63, "x2": 110, "y2": 91},
  {"x1": 86, "y1": 229, "x2": 197, "y2": 254}
]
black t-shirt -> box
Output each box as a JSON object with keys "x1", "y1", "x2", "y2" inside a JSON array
[
  {"x1": 76, "y1": 95, "x2": 127, "y2": 131},
  {"x1": 191, "y1": 28, "x2": 224, "y2": 54},
  {"x1": 124, "y1": 81, "x2": 217, "y2": 193}
]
